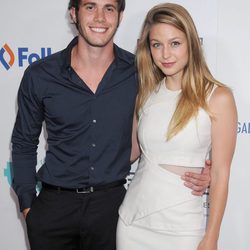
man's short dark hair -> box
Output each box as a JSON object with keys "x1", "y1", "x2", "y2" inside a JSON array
[{"x1": 68, "y1": 0, "x2": 126, "y2": 13}]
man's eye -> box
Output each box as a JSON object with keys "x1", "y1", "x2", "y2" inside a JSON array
[
  {"x1": 106, "y1": 7, "x2": 115, "y2": 12},
  {"x1": 85, "y1": 5, "x2": 94, "y2": 10}
]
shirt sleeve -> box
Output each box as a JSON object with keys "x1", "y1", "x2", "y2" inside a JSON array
[{"x1": 11, "y1": 67, "x2": 44, "y2": 212}]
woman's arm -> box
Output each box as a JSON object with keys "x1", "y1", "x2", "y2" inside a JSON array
[
  {"x1": 198, "y1": 86, "x2": 237, "y2": 250},
  {"x1": 130, "y1": 111, "x2": 141, "y2": 163}
]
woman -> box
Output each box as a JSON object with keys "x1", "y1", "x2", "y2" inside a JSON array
[{"x1": 117, "y1": 3, "x2": 237, "y2": 250}]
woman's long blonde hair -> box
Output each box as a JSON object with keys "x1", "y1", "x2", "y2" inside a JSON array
[{"x1": 136, "y1": 3, "x2": 224, "y2": 140}]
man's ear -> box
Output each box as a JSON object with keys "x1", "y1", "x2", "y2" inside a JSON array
[
  {"x1": 70, "y1": 7, "x2": 77, "y2": 23},
  {"x1": 119, "y1": 11, "x2": 124, "y2": 25}
]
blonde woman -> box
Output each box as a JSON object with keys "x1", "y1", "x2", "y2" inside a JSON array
[{"x1": 117, "y1": 3, "x2": 237, "y2": 250}]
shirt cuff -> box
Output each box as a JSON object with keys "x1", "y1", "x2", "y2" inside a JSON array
[{"x1": 18, "y1": 192, "x2": 37, "y2": 212}]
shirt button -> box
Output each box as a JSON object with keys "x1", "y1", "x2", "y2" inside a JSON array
[
  {"x1": 92, "y1": 119, "x2": 97, "y2": 123},
  {"x1": 90, "y1": 166, "x2": 95, "y2": 171},
  {"x1": 92, "y1": 143, "x2": 96, "y2": 147}
]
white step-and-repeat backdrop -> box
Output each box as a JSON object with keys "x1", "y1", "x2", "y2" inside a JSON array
[{"x1": 1, "y1": 0, "x2": 249, "y2": 249}]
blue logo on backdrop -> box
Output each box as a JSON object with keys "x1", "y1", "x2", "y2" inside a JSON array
[
  {"x1": 0, "y1": 44, "x2": 15, "y2": 70},
  {"x1": 238, "y1": 122, "x2": 250, "y2": 134},
  {"x1": 4, "y1": 161, "x2": 42, "y2": 191},
  {"x1": 0, "y1": 43, "x2": 52, "y2": 70},
  {"x1": 18, "y1": 47, "x2": 52, "y2": 67},
  {"x1": 4, "y1": 161, "x2": 13, "y2": 186}
]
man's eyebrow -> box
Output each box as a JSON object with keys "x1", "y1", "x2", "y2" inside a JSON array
[
  {"x1": 80, "y1": 2, "x2": 118, "y2": 9},
  {"x1": 81, "y1": 2, "x2": 96, "y2": 7},
  {"x1": 105, "y1": 4, "x2": 117, "y2": 9}
]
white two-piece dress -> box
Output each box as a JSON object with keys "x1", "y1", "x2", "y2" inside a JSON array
[{"x1": 117, "y1": 79, "x2": 215, "y2": 250}]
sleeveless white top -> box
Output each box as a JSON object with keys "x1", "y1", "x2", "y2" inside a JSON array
[{"x1": 138, "y1": 79, "x2": 214, "y2": 168}]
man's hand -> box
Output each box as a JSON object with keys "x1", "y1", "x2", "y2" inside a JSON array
[
  {"x1": 181, "y1": 160, "x2": 211, "y2": 196},
  {"x1": 22, "y1": 208, "x2": 31, "y2": 219}
]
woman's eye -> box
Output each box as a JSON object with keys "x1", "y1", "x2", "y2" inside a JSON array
[
  {"x1": 171, "y1": 41, "x2": 181, "y2": 47},
  {"x1": 152, "y1": 43, "x2": 161, "y2": 48}
]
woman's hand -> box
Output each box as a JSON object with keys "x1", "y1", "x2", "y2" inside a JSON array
[{"x1": 197, "y1": 237, "x2": 217, "y2": 250}]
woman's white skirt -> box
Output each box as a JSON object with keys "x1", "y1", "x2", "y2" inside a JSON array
[{"x1": 117, "y1": 159, "x2": 206, "y2": 250}]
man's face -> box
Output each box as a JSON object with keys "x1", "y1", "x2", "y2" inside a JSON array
[{"x1": 71, "y1": 0, "x2": 122, "y2": 47}]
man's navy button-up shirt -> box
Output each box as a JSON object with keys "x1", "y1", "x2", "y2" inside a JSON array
[{"x1": 11, "y1": 37, "x2": 138, "y2": 211}]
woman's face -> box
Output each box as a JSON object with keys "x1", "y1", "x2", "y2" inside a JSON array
[{"x1": 149, "y1": 23, "x2": 189, "y2": 87}]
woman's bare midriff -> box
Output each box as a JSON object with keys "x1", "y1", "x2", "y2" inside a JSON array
[{"x1": 159, "y1": 164, "x2": 203, "y2": 176}]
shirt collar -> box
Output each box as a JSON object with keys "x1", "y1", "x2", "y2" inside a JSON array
[
  {"x1": 113, "y1": 43, "x2": 135, "y2": 66},
  {"x1": 61, "y1": 36, "x2": 78, "y2": 71},
  {"x1": 61, "y1": 36, "x2": 135, "y2": 72}
]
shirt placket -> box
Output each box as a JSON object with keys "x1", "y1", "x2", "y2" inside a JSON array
[{"x1": 89, "y1": 95, "x2": 98, "y2": 183}]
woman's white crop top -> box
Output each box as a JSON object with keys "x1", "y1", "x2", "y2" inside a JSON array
[{"x1": 138, "y1": 79, "x2": 214, "y2": 168}]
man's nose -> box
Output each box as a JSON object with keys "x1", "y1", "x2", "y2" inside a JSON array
[{"x1": 94, "y1": 8, "x2": 105, "y2": 22}]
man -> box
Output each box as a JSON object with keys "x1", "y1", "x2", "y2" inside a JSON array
[{"x1": 11, "y1": 0, "x2": 210, "y2": 249}]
